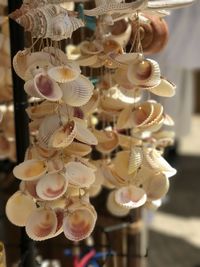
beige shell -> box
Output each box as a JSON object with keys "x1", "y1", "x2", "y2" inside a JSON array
[
  {"x1": 112, "y1": 150, "x2": 132, "y2": 180},
  {"x1": 115, "y1": 185, "x2": 147, "y2": 209},
  {"x1": 6, "y1": 191, "x2": 36, "y2": 227},
  {"x1": 60, "y1": 75, "x2": 94, "y2": 107},
  {"x1": 80, "y1": 41, "x2": 103, "y2": 55},
  {"x1": 25, "y1": 208, "x2": 57, "y2": 241},
  {"x1": 36, "y1": 173, "x2": 68, "y2": 201},
  {"x1": 26, "y1": 101, "x2": 58, "y2": 120},
  {"x1": 23, "y1": 180, "x2": 40, "y2": 199},
  {"x1": 132, "y1": 102, "x2": 155, "y2": 127},
  {"x1": 63, "y1": 202, "x2": 97, "y2": 241},
  {"x1": 47, "y1": 158, "x2": 64, "y2": 174},
  {"x1": 53, "y1": 208, "x2": 64, "y2": 237},
  {"x1": 95, "y1": 130, "x2": 119, "y2": 154},
  {"x1": 65, "y1": 161, "x2": 95, "y2": 188},
  {"x1": 74, "y1": 118, "x2": 98, "y2": 145},
  {"x1": 149, "y1": 78, "x2": 176, "y2": 97},
  {"x1": 128, "y1": 146, "x2": 143, "y2": 174},
  {"x1": 64, "y1": 142, "x2": 92, "y2": 157},
  {"x1": 127, "y1": 59, "x2": 160, "y2": 88},
  {"x1": 116, "y1": 106, "x2": 134, "y2": 129},
  {"x1": 13, "y1": 159, "x2": 48, "y2": 181},
  {"x1": 81, "y1": 90, "x2": 100, "y2": 115},
  {"x1": 118, "y1": 134, "x2": 142, "y2": 149},
  {"x1": 48, "y1": 65, "x2": 80, "y2": 83},
  {"x1": 107, "y1": 191, "x2": 130, "y2": 217}
]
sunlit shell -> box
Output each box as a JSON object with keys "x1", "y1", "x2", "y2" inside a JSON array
[
  {"x1": 96, "y1": 130, "x2": 119, "y2": 154},
  {"x1": 48, "y1": 65, "x2": 80, "y2": 83},
  {"x1": 107, "y1": 191, "x2": 130, "y2": 217},
  {"x1": 128, "y1": 146, "x2": 143, "y2": 174},
  {"x1": 149, "y1": 78, "x2": 176, "y2": 97},
  {"x1": 88, "y1": 184, "x2": 102, "y2": 198},
  {"x1": 61, "y1": 75, "x2": 94, "y2": 107},
  {"x1": 64, "y1": 142, "x2": 92, "y2": 157},
  {"x1": 65, "y1": 161, "x2": 95, "y2": 188},
  {"x1": 127, "y1": 59, "x2": 160, "y2": 88},
  {"x1": 163, "y1": 113, "x2": 175, "y2": 126},
  {"x1": 13, "y1": 159, "x2": 48, "y2": 181},
  {"x1": 36, "y1": 173, "x2": 68, "y2": 201},
  {"x1": 25, "y1": 208, "x2": 57, "y2": 241},
  {"x1": 6, "y1": 191, "x2": 36, "y2": 227},
  {"x1": 63, "y1": 203, "x2": 97, "y2": 241},
  {"x1": 80, "y1": 41, "x2": 103, "y2": 55},
  {"x1": 48, "y1": 121, "x2": 76, "y2": 149},
  {"x1": 115, "y1": 185, "x2": 147, "y2": 209},
  {"x1": 75, "y1": 118, "x2": 98, "y2": 145}
]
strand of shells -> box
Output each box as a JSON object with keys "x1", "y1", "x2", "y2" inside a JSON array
[{"x1": 6, "y1": 0, "x2": 194, "y2": 242}]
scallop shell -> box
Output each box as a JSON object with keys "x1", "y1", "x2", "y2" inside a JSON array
[
  {"x1": 63, "y1": 203, "x2": 97, "y2": 241},
  {"x1": 36, "y1": 173, "x2": 68, "y2": 201},
  {"x1": 48, "y1": 120, "x2": 77, "y2": 149},
  {"x1": 48, "y1": 65, "x2": 80, "y2": 83},
  {"x1": 115, "y1": 185, "x2": 147, "y2": 209},
  {"x1": 107, "y1": 191, "x2": 130, "y2": 217},
  {"x1": 95, "y1": 130, "x2": 119, "y2": 154},
  {"x1": 64, "y1": 142, "x2": 92, "y2": 157},
  {"x1": 6, "y1": 191, "x2": 37, "y2": 227},
  {"x1": 61, "y1": 75, "x2": 94, "y2": 107},
  {"x1": 74, "y1": 118, "x2": 98, "y2": 145},
  {"x1": 25, "y1": 208, "x2": 57, "y2": 241},
  {"x1": 128, "y1": 146, "x2": 143, "y2": 174},
  {"x1": 13, "y1": 159, "x2": 48, "y2": 181},
  {"x1": 149, "y1": 78, "x2": 176, "y2": 97},
  {"x1": 132, "y1": 101, "x2": 155, "y2": 127},
  {"x1": 127, "y1": 59, "x2": 161, "y2": 88},
  {"x1": 65, "y1": 161, "x2": 95, "y2": 188}
]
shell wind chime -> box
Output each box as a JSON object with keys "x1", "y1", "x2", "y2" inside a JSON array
[{"x1": 6, "y1": 0, "x2": 195, "y2": 242}]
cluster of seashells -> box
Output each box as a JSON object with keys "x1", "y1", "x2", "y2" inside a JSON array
[{"x1": 6, "y1": 0, "x2": 194, "y2": 242}]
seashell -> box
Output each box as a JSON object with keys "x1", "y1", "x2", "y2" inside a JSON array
[
  {"x1": 66, "y1": 44, "x2": 81, "y2": 60},
  {"x1": 25, "y1": 208, "x2": 57, "y2": 241},
  {"x1": 65, "y1": 161, "x2": 95, "y2": 188},
  {"x1": 34, "y1": 143, "x2": 59, "y2": 159},
  {"x1": 48, "y1": 120, "x2": 77, "y2": 149},
  {"x1": 103, "y1": 39, "x2": 123, "y2": 55},
  {"x1": 6, "y1": 191, "x2": 37, "y2": 227},
  {"x1": 88, "y1": 183, "x2": 102, "y2": 198},
  {"x1": 113, "y1": 151, "x2": 133, "y2": 180},
  {"x1": 64, "y1": 142, "x2": 92, "y2": 157},
  {"x1": 43, "y1": 46, "x2": 68, "y2": 65},
  {"x1": 147, "y1": 0, "x2": 194, "y2": 10},
  {"x1": 74, "y1": 118, "x2": 98, "y2": 145},
  {"x1": 80, "y1": 41, "x2": 103, "y2": 55},
  {"x1": 76, "y1": 54, "x2": 99, "y2": 67},
  {"x1": 12, "y1": 50, "x2": 29, "y2": 80},
  {"x1": 132, "y1": 101, "x2": 155, "y2": 127},
  {"x1": 95, "y1": 130, "x2": 119, "y2": 154},
  {"x1": 107, "y1": 191, "x2": 130, "y2": 217},
  {"x1": 127, "y1": 59, "x2": 160, "y2": 88},
  {"x1": 128, "y1": 146, "x2": 143, "y2": 174},
  {"x1": 149, "y1": 78, "x2": 176, "y2": 97},
  {"x1": 116, "y1": 106, "x2": 134, "y2": 129},
  {"x1": 115, "y1": 185, "x2": 147, "y2": 209},
  {"x1": 118, "y1": 134, "x2": 142, "y2": 149},
  {"x1": 60, "y1": 75, "x2": 94, "y2": 107},
  {"x1": 13, "y1": 159, "x2": 48, "y2": 181},
  {"x1": 63, "y1": 202, "x2": 97, "y2": 241},
  {"x1": 163, "y1": 113, "x2": 175, "y2": 126},
  {"x1": 26, "y1": 101, "x2": 58, "y2": 120},
  {"x1": 131, "y1": 14, "x2": 169, "y2": 55},
  {"x1": 36, "y1": 172, "x2": 68, "y2": 201},
  {"x1": 81, "y1": 90, "x2": 100, "y2": 115},
  {"x1": 23, "y1": 180, "x2": 40, "y2": 199},
  {"x1": 53, "y1": 208, "x2": 64, "y2": 237},
  {"x1": 48, "y1": 65, "x2": 80, "y2": 83},
  {"x1": 100, "y1": 95, "x2": 127, "y2": 114}
]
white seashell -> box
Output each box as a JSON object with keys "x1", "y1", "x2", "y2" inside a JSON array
[
  {"x1": 25, "y1": 208, "x2": 57, "y2": 241},
  {"x1": 81, "y1": 90, "x2": 100, "y2": 115},
  {"x1": 6, "y1": 191, "x2": 37, "y2": 227},
  {"x1": 65, "y1": 161, "x2": 95, "y2": 188},
  {"x1": 64, "y1": 142, "x2": 92, "y2": 157},
  {"x1": 149, "y1": 78, "x2": 176, "y2": 97},
  {"x1": 48, "y1": 65, "x2": 80, "y2": 83},
  {"x1": 23, "y1": 180, "x2": 40, "y2": 199},
  {"x1": 60, "y1": 75, "x2": 94, "y2": 107},
  {"x1": 74, "y1": 118, "x2": 98, "y2": 145},
  {"x1": 53, "y1": 208, "x2": 64, "y2": 237},
  {"x1": 13, "y1": 159, "x2": 48, "y2": 181},
  {"x1": 115, "y1": 185, "x2": 147, "y2": 209},
  {"x1": 36, "y1": 172, "x2": 68, "y2": 201},
  {"x1": 80, "y1": 41, "x2": 103, "y2": 55},
  {"x1": 128, "y1": 146, "x2": 143, "y2": 175},
  {"x1": 95, "y1": 130, "x2": 119, "y2": 154},
  {"x1": 63, "y1": 202, "x2": 97, "y2": 241},
  {"x1": 107, "y1": 191, "x2": 130, "y2": 217},
  {"x1": 147, "y1": 0, "x2": 194, "y2": 10},
  {"x1": 47, "y1": 158, "x2": 64, "y2": 174}
]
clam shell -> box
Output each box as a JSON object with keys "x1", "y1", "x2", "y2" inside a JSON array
[
  {"x1": 149, "y1": 78, "x2": 176, "y2": 97},
  {"x1": 61, "y1": 75, "x2": 94, "y2": 107},
  {"x1": 128, "y1": 146, "x2": 143, "y2": 174},
  {"x1": 13, "y1": 159, "x2": 48, "y2": 181},
  {"x1": 36, "y1": 173, "x2": 68, "y2": 201},
  {"x1": 63, "y1": 203, "x2": 97, "y2": 241},
  {"x1": 113, "y1": 151, "x2": 132, "y2": 180},
  {"x1": 80, "y1": 41, "x2": 102, "y2": 55},
  {"x1": 26, "y1": 101, "x2": 58, "y2": 120},
  {"x1": 6, "y1": 191, "x2": 37, "y2": 227},
  {"x1": 127, "y1": 59, "x2": 160, "y2": 88},
  {"x1": 132, "y1": 102, "x2": 154, "y2": 127},
  {"x1": 95, "y1": 130, "x2": 119, "y2": 154},
  {"x1": 81, "y1": 90, "x2": 100, "y2": 115},
  {"x1": 47, "y1": 158, "x2": 64, "y2": 174},
  {"x1": 65, "y1": 161, "x2": 95, "y2": 188},
  {"x1": 54, "y1": 208, "x2": 64, "y2": 237},
  {"x1": 64, "y1": 142, "x2": 92, "y2": 157},
  {"x1": 25, "y1": 208, "x2": 57, "y2": 241},
  {"x1": 115, "y1": 185, "x2": 147, "y2": 209},
  {"x1": 23, "y1": 180, "x2": 40, "y2": 199},
  {"x1": 48, "y1": 121, "x2": 77, "y2": 149},
  {"x1": 48, "y1": 65, "x2": 80, "y2": 83},
  {"x1": 116, "y1": 106, "x2": 134, "y2": 129},
  {"x1": 75, "y1": 118, "x2": 98, "y2": 145},
  {"x1": 118, "y1": 134, "x2": 142, "y2": 149},
  {"x1": 107, "y1": 191, "x2": 130, "y2": 217}
]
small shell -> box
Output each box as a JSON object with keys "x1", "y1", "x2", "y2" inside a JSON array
[
  {"x1": 23, "y1": 180, "x2": 40, "y2": 199},
  {"x1": 132, "y1": 102, "x2": 154, "y2": 127},
  {"x1": 65, "y1": 161, "x2": 95, "y2": 188},
  {"x1": 36, "y1": 173, "x2": 68, "y2": 201},
  {"x1": 95, "y1": 130, "x2": 119, "y2": 154},
  {"x1": 81, "y1": 90, "x2": 100, "y2": 115},
  {"x1": 6, "y1": 191, "x2": 37, "y2": 227},
  {"x1": 115, "y1": 185, "x2": 147, "y2": 209},
  {"x1": 61, "y1": 75, "x2": 94, "y2": 107},
  {"x1": 13, "y1": 159, "x2": 48, "y2": 181},
  {"x1": 149, "y1": 78, "x2": 176, "y2": 97},
  {"x1": 127, "y1": 59, "x2": 160, "y2": 88},
  {"x1": 25, "y1": 208, "x2": 57, "y2": 241},
  {"x1": 107, "y1": 191, "x2": 130, "y2": 217},
  {"x1": 47, "y1": 158, "x2": 64, "y2": 174},
  {"x1": 113, "y1": 151, "x2": 131, "y2": 180},
  {"x1": 54, "y1": 208, "x2": 64, "y2": 237},
  {"x1": 64, "y1": 142, "x2": 92, "y2": 157},
  {"x1": 128, "y1": 146, "x2": 143, "y2": 174},
  {"x1": 48, "y1": 65, "x2": 80, "y2": 83},
  {"x1": 116, "y1": 106, "x2": 134, "y2": 129},
  {"x1": 75, "y1": 118, "x2": 98, "y2": 145},
  {"x1": 26, "y1": 101, "x2": 58, "y2": 120},
  {"x1": 80, "y1": 41, "x2": 103, "y2": 55},
  {"x1": 48, "y1": 121, "x2": 77, "y2": 149},
  {"x1": 63, "y1": 203, "x2": 97, "y2": 241}
]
